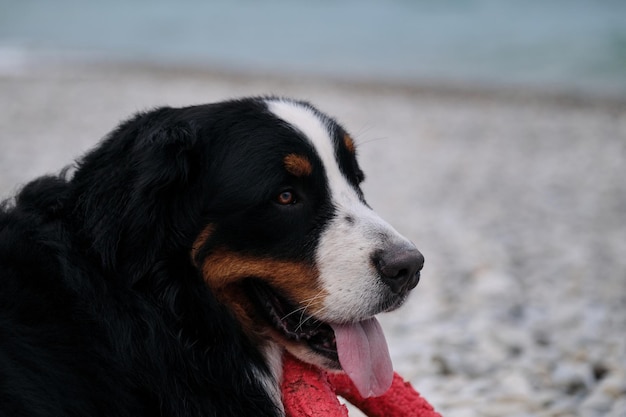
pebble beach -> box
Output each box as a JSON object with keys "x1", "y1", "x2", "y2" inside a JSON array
[{"x1": 1, "y1": 64, "x2": 625, "y2": 417}]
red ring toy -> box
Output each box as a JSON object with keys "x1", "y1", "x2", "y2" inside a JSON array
[{"x1": 281, "y1": 353, "x2": 442, "y2": 417}]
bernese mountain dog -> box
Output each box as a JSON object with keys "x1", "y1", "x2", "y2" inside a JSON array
[{"x1": 0, "y1": 97, "x2": 424, "y2": 416}]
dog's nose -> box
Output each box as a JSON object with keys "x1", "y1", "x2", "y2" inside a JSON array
[{"x1": 374, "y1": 246, "x2": 424, "y2": 294}]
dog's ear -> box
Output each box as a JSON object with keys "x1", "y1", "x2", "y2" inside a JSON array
[
  {"x1": 71, "y1": 110, "x2": 206, "y2": 283},
  {"x1": 132, "y1": 120, "x2": 202, "y2": 196}
]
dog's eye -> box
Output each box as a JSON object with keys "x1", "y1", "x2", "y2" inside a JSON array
[{"x1": 276, "y1": 190, "x2": 297, "y2": 205}]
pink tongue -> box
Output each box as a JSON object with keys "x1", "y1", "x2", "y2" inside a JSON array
[{"x1": 330, "y1": 317, "x2": 393, "y2": 398}]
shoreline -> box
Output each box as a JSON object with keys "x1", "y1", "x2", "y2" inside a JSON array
[{"x1": 4, "y1": 56, "x2": 626, "y2": 111}]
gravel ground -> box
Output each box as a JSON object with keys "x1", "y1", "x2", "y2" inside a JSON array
[{"x1": 1, "y1": 64, "x2": 625, "y2": 417}]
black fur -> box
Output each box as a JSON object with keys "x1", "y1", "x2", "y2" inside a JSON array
[{"x1": 0, "y1": 98, "x2": 345, "y2": 417}]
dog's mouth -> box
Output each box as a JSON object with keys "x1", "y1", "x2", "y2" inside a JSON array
[
  {"x1": 246, "y1": 279, "x2": 395, "y2": 398},
  {"x1": 247, "y1": 280, "x2": 339, "y2": 365}
]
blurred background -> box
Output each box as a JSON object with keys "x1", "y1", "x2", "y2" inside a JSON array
[
  {"x1": 1, "y1": 2, "x2": 625, "y2": 417},
  {"x1": 1, "y1": 0, "x2": 626, "y2": 96}
]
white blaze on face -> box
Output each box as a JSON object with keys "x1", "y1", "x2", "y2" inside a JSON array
[{"x1": 267, "y1": 99, "x2": 413, "y2": 323}]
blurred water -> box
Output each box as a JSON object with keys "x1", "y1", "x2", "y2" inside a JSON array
[{"x1": 1, "y1": 0, "x2": 625, "y2": 95}]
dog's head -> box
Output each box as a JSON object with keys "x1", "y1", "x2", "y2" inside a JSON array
[
  {"x1": 188, "y1": 98, "x2": 423, "y2": 396},
  {"x1": 75, "y1": 97, "x2": 423, "y2": 398}
]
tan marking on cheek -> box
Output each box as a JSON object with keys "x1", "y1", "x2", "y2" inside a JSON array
[
  {"x1": 343, "y1": 134, "x2": 356, "y2": 154},
  {"x1": 200, "y1": 249, "x2": 328, "y2": 337},
  {"x1": 191, "y1": 224, "x2": 215, "y2": 264},
  {"x1": 283, "y1": 153, "x2": 313, "y2": 177}
]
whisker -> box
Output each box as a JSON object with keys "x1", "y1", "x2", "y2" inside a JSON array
[
  {"x1": 280, "y1": 291, "x2": 326, "y2": 322},
  {"x1": 358, "y1": 136, "x2": 389, "y2": 146},
  {"x1": 295, "y1": 292, "x2": 326, "y2": 331}
]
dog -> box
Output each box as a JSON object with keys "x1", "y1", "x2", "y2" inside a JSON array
[{"x1": 0, "y1": 97, "x2": 424, "y2": 416}]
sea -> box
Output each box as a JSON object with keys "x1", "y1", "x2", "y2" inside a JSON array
[{"x1": 1, "y1": 0, "x2": 625, "y2": 96}]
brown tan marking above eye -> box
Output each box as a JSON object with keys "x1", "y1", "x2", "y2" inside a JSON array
[
  {"x1": 283, "y1": 153, "x2": 313, "y2": 177},
  {"x1": 343, "y1": 133, "x2": 356, "y2": 154}
]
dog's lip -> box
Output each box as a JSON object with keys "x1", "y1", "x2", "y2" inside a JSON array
[{"x1": 246, "y1": 280, "x2": 339, "y2": 363}]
